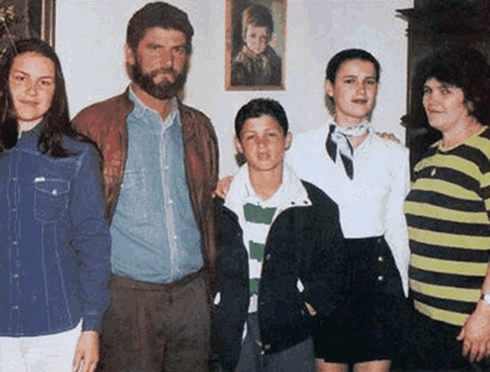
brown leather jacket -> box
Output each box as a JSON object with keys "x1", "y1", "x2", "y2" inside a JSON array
[{"x1": 72, "y1": 90, "x2": 219, "y2": 278}]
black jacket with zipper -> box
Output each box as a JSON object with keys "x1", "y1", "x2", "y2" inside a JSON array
[{"x1": 211, "y1": 180, "x2": 346, "y2": 371}]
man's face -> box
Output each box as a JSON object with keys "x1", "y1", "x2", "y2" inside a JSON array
[
  {"x1": 235, "y1": 114, "x2": 291, "y2": 174},
  {"x1": 126, "y1": 27, "x2": 190, "y2": 100}
]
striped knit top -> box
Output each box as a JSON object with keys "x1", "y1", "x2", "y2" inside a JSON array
[
  {"x1": 224, "y1": 163, "x2": 312, "y2": 314},
  {"x1": 405, "y1": 127, "x2": 490, "y2": 326}
]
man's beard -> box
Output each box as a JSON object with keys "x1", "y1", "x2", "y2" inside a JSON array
[{"x1": 128, "y1": 58, "x2": 189, "y2": 100}]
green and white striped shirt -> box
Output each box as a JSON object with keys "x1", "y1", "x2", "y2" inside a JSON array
[{"x1": 224, "y1": 164, "x2": 312, "y2": 313}]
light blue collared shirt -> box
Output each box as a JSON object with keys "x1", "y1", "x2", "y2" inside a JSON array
[{"x1": 110, "y1": 88, "x2": 203, "y2": 283}]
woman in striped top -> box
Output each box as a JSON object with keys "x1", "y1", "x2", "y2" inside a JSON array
[{"x1": 405, "y1": 47, "x2": 490, "y2": 370}]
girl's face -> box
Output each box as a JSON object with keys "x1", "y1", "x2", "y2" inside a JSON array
[
  {"x1": 422, "y1": 77, "x2": 470, "y2": 135},
  {"x1": 8, "y1": 52, "x2": 56, "y2": 131},
  {"x1": 325, "y1": 59, "x2": 378, "y2": 126},
  {"x1": 243, "y1": 24, "x2": 269, "y2": 56}
]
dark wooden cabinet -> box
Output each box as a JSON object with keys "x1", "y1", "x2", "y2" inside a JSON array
[{"x1": 397, "y1": 0, "x2": 490, "y2": 169}]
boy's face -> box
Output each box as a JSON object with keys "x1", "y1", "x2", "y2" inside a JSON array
[
  {"x1": 243, "y1": 24, "x2": 270, "y2": 56},
  {"x1": 235, "y1": 114, "x2": 291, "y2": 174}
]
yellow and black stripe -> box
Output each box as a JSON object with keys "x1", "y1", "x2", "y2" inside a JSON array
[{"x1": 405, "y1": 128, "x2": 490, "y2": 326}]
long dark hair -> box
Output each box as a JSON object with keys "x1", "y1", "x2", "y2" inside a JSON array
[{"x1": 0, "y1": 38, "x2": 78, "y2": 157}]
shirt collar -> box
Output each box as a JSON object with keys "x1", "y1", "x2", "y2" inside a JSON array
[
  {"x1": 329, "y1": 120, "x2": 372, "y2": 137},
  {"x1": 128, "y1": 86, "x2": 179, "y2": 128},
  {"x1": 17, "y1": 120, "x2": 45, "y2": 145},
  {"x1": 225, "y1": 163, "x2": 311, "y2": 218},
  {"x1": 327, "y1": 119, "x2": 375, "y2": 153}
]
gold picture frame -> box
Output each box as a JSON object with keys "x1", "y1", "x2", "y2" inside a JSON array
[{"x1": 225, "y1": 0, "x2": 286, "y2": 91}]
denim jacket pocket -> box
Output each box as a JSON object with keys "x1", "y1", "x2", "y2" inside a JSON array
[{"x1": 34, "y1": 177, "x2": 70, "y2": 222}]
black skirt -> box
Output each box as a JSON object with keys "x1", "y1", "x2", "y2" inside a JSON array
[{"x1": 313, "y1": 236, "x2": 408, "y2": 364}]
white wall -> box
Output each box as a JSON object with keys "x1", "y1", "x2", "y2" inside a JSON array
[{"x1": 56, "y1": 0, "x2": 413, "y2": 176}]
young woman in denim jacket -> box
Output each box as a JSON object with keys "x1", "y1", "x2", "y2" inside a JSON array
[{"x1": 0, "y1": 38, "x2": 110, "y2": 372}]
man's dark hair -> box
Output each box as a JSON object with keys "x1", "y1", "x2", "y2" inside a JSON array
[
  {"x1": 126, "y1": 2, "x2": 194, "y2": 53},
  {"x1": 416, "y1": 47, "x2": 490, "y2": 125},
  {"x1": 235, "y1": 98, "x2": 288, "y2": 139},
  {"x1": 0, "y1": 38, "x2": 78, "y2": 156},
  {"x1": 325, "y1": 48, "x2": 381, "y2": 83},
  {"x1": 241, "y1": 4, "x2": 274, "y2": 39}
]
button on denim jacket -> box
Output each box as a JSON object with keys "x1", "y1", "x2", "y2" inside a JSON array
[{"x1": 0, "y1": 125, "x2": 111, "y2": 336}]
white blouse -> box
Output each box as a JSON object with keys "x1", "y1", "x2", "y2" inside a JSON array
[{"x1": 287, "y1": 124, "x2": 410, "y2": 295}]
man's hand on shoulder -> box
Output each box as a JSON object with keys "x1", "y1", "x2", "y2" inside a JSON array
[{"x1": 213, "y1": 176, "x2": 233, "y2": 199}]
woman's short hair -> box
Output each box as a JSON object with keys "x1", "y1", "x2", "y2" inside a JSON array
[
  {"x1": 241, "y1": 4, "x2": 274, "y2": 39},
  {"x1": 235, "y1": 98, "x2": 288, "y2": 139},
  {"x1": 325, "y1": 48, "x2": 381, "y2": 83},
  {"x1": 417, "y1": 47, "x2": 490, "y2": 124}
]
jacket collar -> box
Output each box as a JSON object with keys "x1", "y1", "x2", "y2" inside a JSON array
[
  {"x1": 16, "y1": 119, "x2": 46, "y2": 150},
  {"x1": 224, "y1": 163, "x2": 311, "y2": 222}
]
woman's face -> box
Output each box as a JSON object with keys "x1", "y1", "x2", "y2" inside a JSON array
[
  {"x1": 8, "y1": 52, "x2": 56, "y2": 130},
  {"x1": 325, "y1": 59, "x2": 378, "y2": 126},
  {"x1": 423, "y1": 77, "x2": 470, "y2": 134}
]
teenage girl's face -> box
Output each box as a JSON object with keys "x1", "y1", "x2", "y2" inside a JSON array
[
  {"x1": 325, "y1": 59, "x2": 378, "y2": 126},
  {"x1": 9, "y1": 52, "x2": 56, "y2": 131},
  {"x1": 243, "y1": 24, "x2": 269, "y2": 56}
]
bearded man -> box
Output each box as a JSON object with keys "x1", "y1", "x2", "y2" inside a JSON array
[{"x1": 72, "y1": 3, "x2": 219, "y2": 371}]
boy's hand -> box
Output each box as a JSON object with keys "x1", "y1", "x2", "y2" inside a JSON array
[{"x1": 305, "y1": 302, "x2": 317, "y2": 316}]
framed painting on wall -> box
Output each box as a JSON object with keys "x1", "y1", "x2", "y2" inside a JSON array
[
  {"x1": 225, "y1": 0, "x2": 286, "y2": 91},
  {"x1": 1, "y1": 0, "x2": 55, "y2": 62}
]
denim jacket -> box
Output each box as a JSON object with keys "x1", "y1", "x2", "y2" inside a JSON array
[{"x1": 0, "y1": 124, "x2": 111, "y2": 336}]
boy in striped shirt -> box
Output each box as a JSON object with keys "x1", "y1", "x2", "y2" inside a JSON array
[{"x1": 211, "y1": 98, "x2": 345, "y2": 371}]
